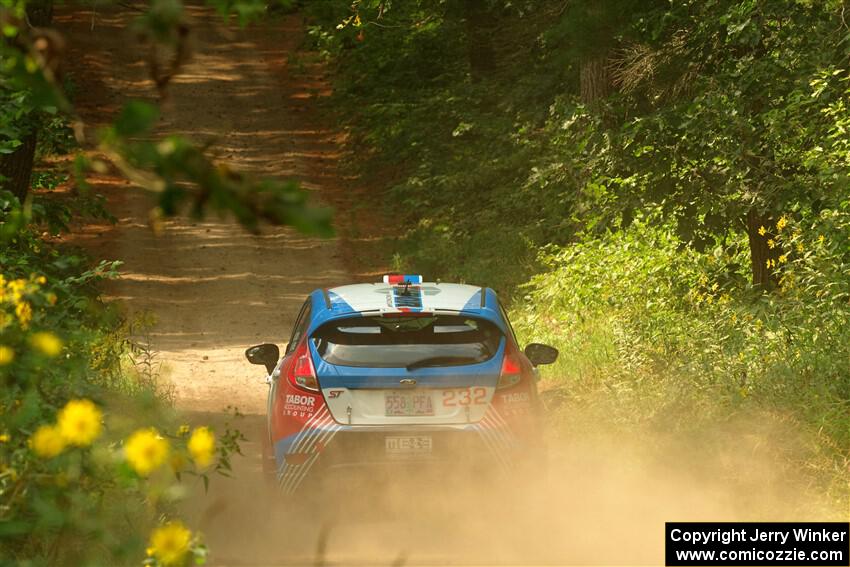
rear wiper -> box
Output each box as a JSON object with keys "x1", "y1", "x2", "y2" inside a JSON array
[{"x1": 405, "y1": 356, "x2": 480, "y2": 371}]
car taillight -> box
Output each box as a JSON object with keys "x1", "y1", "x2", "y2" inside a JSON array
[
  {"x1": 497, "y1": 342, "x2": 523, "y2": 390},
  {"x1": 289, "y1": 342, "x2": 319, "y2": 392}
]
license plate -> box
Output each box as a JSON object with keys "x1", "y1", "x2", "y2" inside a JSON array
[
  {"x1": 385, "y1": 391, "x2": 434, "y2": 416},
  {"x1": 385, "y1": 435, "x2": 433, "y2": 456}
]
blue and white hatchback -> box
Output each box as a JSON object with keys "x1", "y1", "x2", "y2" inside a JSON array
[{"x1": 245, "y1": 275, "x2": 558, "y2": 494}]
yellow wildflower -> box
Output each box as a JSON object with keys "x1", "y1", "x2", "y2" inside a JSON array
[
  {"x1": 149, "y1": 521, "x2": 192, "y2": 566},
  {"x1": 818, "y1": 234, "x2": 825, "y2": 244},
  {"x1": 8, "y1": 279, "x2": 26, "y2": 302},
  {"x1": 0, "y1": 346, "x2": 14, "y2": 366},
  {"x1": 57, "y1": 399, "x2": 102, "y2": 446},
  {"x1": 29, "y1": 332, "x2": 63, "y2": 357},
  {"x1": 796, "y1": 243, "x2": 804, "y2": 253},
  {"x1": 776, "y1": 216, "x2": 788, "y2": 231},
  {"x1": 778, "y1": 254, "x2": 788, "y2": 264},
  {"x1": 35, "y1": 276, "x2": 46, "y2": 285},
  {"x1": 758, "y1": 225, "x2": 767, "y2": 236},
  {"x1": 30, "y1": 425, "x2": 66, "y2": 458},
  {"x1": 730, "y1": 313, "x2": 738, "y2": 324},
  {"x1": 177, "y1": 424, "x2": 190, "y2": 437},
  {"x1": 0, "y1": 433, "x2": 9, "y2": 443},
  {"x1": 187, "y1": 427, "x2": 215, "y2": 468},
  {"x1": 125, "y1": 428, "x2": 169, "y2": 476},
  {"x1": 15, "y1": 302, "x2": 32, "y2": 329},
  {"x1": 767, "y1": 239, "x2": 776, "y2": 249}
]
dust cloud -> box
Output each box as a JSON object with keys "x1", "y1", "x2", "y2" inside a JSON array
[{"x1": 182, "y1": 405, "x2": 845, "y2": 566}]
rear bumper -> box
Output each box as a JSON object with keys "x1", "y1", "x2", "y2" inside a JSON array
[{"x1": 275, "y1": 421, "x2": 536, "y2": 495}]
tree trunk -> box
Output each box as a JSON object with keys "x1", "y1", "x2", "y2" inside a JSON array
[
  {"x1": 0, "y1": 133, "x2": 37, "y2": 203},
  {"x1": 0, "y1": 0, "x2": 54, "y2": 203},
  {"x1": 580, "y1": 56, "x2": 611, "y2": 104},
  {"x1": 746, "y1": 209, "x2": 779, "y2": 290},
  {"x1": 463, "y1": 0, "x2": 497, "y2": 82}
]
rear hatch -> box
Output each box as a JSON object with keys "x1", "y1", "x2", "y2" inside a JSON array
[{"x1": 310, "y1": 314, "x2": 504, "y2": 425}]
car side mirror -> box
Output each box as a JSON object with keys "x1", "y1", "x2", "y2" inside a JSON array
[
  {"x1": 524, "y1": 343, "x2": 559, "y2": 366},
  {"x1": 245, "y1": 343, "x2": 280, "y2": 375}
]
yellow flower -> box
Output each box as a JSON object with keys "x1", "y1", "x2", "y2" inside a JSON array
[
  {"x1": 796, "y1": 243, "x2": 804, "y2": 253},
  {"x1": 8, "y1": 279, "x2": 26, "y2": 302},
  {"x1": 125, "y1": 428, "x2": 169, "y2": 476},
  {"x1": 149, "y1": 521, "x2": 192, "y2": 566},
  {"x1": 0, "y1": 433, "x2": 10, "y2": 443},
  {"x1": 767, "y1": 239, "x2": 776, "y2": 249},
  {"x1": 35, "y1": 276, "x2": 46, "y2": 285},
  {"x1": 57, "y1": 399, "x2": 102, "y2": 446},
  {"x1": 187, "y1": 427, "x2": 215, "y2": 468},
  {"x1": 776, "y1": 216, "x2": 788, "y2": 231},
  {"x1": 29, "y1": 332, "x2": 63, "y2": 357},
  {"x1": 818, "y1": 234, "x2": 825, "y2": 244},
  {"x1": 758, "y1": 225, "x2": 767, "y2": 236},
  {"x1": 0, "y1": 346, "x2": 14, "y2": 366},
  {"x1": 778, "y1": 254, "x2": 788, "y2": 264},
  {"x1": 15, "y1": 302, "x2": 32, "y2": 329},
  {"x1": 30, "y1": 425, "x2": 67, "y2": 458},
  {"x1": 177, "y1": 424, "x2": 190, "y2": 437}
]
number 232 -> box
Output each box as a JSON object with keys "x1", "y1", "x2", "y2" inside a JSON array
[{"x1": 443, "y1": 387, "x2": 486, "y2": 407}]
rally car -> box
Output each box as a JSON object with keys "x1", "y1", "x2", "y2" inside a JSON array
[{"x1": 244, "y1": 275, "x2": 558, "y2": 495}]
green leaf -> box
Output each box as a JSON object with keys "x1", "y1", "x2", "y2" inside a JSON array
[{"x1": 114, "y1": 101, "x2": 159, "y2": 137}]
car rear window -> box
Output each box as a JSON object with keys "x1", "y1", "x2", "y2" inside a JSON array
[{"x1": 311, "y1": 315, "x2": 503, "y2": 368}]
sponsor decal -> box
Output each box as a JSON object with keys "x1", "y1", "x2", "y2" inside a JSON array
[
  {"x1": 498, "y1": 391, "x2": 531, "y2": 417},
  {"x1": 284, "y1": 393, "x2": 317, "y2": 416},
  {"x1": 500, "y1": 392, "x2": 530, "y2": 404},
  {"x1": 327, "y1": 390, "x2": 344, "y2": 399}
]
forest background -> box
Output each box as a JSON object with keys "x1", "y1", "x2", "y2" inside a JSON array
[{"x1": 1, "y1": 0, "x2": 849, "y2": 564}]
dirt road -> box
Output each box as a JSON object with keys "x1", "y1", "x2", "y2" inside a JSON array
[
  {"x1": 60, "y1": 2, "x2": 349, "y2": 416},
  {"x1": 57, "y1": 3, "x2": 364, "y2": 563}
]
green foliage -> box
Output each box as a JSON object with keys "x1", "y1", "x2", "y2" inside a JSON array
[
  {"x1": 0, "y1": 193, "x2": 242, "y2": 565},
  {"x1": 512, "y1": 210, "x2": 850, "y2": 494},
  {"x1": 309, "y1": 0, "x2": 850, "y2": 495}
]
